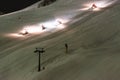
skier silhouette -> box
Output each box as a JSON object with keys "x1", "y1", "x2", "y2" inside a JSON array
[
  {"x1": 24, "y1": 30, "x2": 28, "y2": 35},
  {"x1": 41, "y1": 25, "x2": 46, "y2": 30},
  {"x1": 57, "y1": 20, "x2": 62, "y2": 24},
  {"x1": 65, "y1": 43, "x2": 68, "y2": 53},
  {"x1": 19, "y1": 30, "x2": 28, "y2": 35},
  {"x1": 92, "y1": 4, "x2": 97, "y2": 9}
]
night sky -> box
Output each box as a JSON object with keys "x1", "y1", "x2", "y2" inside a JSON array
[{"x1": 0, "y1": 0, "x2": 41, "y2": 14}]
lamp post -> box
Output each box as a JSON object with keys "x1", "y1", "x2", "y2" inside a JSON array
[{"x1": 34, "y1": 48, "x2": 45, "y2": 72}]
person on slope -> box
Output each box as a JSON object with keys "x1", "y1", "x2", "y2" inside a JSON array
[
  {"x1": 19, "y1": 29, "x2": 29, "y2": 35},
  {"x1": 41, "y1": 24, "x2": 46, "y2": 30},
  {"x1": 91, "y1": 4, "x2": 97, "y2": 9}
]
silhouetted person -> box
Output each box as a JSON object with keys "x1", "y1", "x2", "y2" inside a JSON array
[
  {"x1": 91, "y1": 4, "x2": 97, "y2": 9},
  {"x1": 57, "y1": 20, "x2": 62, "y2": 24},
  {"x1": 65, "y1": 43, "x2": 68, "y2": 53},
  {"x1": 19, "y1": 30, "x2": 28, "y2": 35},
  {"x1": 41, "y1": 25, "x2": 46, "y2": 30},
  {"x1": 24, "y1": 30, "x2": 28, "y2": 35}
]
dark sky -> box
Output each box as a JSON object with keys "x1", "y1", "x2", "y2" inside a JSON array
[{"x1": 0, "y1": 0, "x2": 41, "y2": 13}]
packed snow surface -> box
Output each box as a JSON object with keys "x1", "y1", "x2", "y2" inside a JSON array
[{"x1": 0, "y1": 0, "x2": 120, "y2": 80}]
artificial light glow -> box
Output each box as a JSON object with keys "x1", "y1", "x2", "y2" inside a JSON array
[
  {"x1": 43, "y1": 21, "x2": 57, "y2": 29},
  {"x1": 19, "y1": 29, "x2": 28, "y2": 35},
  {"x1": 5, "y1": 33, "x2": 25, "y2": 38},
  {"x1": 54, "y1": 18, "x2": 69, "y2": 29},
  {"x1": 5, "y1": 18, "x2": 69, "y2": 38},
  {"x1": 79, "y1": 0, "x2": 117, "y2": 11},
  {"x1": 39, "y1": 19, "x2": 68, "y2": 30},
  {"x1": 22, "y1": 24, "x2": 44, "y2": 34},
  {"x1": 56, "y1": 18, "x2": 69, "y2": 24},
  {"x1": 24, "y1": 26, "x2": 41, "y2": 33},
  {"x1": 57, "y1": 24, "x2": 66, "y2": 29},
  {"x1": 20, "y1": 29, "x2": 27, "y2": 34}
]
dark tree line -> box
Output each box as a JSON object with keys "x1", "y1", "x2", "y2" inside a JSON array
[{"x1": 38, "y1": 0, "x2": 56, "y2": 8}]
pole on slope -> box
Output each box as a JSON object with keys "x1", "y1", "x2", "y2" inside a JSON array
[{"x1": 34, "y1": 48, "x2": 45, "y2": 72}]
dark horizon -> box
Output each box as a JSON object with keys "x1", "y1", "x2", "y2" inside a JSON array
[{"x1": 0, "y1": 0, "x2": 41, "y2": 14}]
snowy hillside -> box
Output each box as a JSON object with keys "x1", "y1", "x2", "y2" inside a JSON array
[{"x1": 0, "y1": 0, "x2": 120, "y2": 80}]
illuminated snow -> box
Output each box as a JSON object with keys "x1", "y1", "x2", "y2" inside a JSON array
[
  {"x1": 5, "y1": 33, "x2": 25, "y2": 38},
  {"x1": 79, "y1": 0, "x2": 117, "y2": 11},
  {"x1": 23, "y1": 25, "x2": 43, "y2": 34}
]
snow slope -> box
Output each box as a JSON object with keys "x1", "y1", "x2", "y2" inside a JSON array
[{"x1": 0, "y1": 0, "x2": 120, "y2": 80}]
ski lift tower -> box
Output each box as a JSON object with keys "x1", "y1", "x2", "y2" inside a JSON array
[{"x1": 34, "y1": 48, "x2": 45, "y2": 72}]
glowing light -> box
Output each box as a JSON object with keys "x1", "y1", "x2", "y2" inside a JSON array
[
  {"x1": 24, "y1": 26, "x2": 40, "y2": 33},
  {"x1": 16, "y1": 23, "x2": 46, "y2": 36},
  {"x1": 79, "y1": 0, "x2": 117, "y2": 11},
  {"x1": 43, "y1": 21, "x2": 56, "y2": 29},
  {"x1": 56, "y1": 18, "x2": 69, "y2": 24},
  {"x1": 55, "y1": 18, "x2": 69, "y2": 29},
  {"x1": 19, "y1": 29, "x2": 28, "y2": 35},
  {"x1": 5, "y1": 18, "x2": 69, "y2": 38},
  {"x1": 5, "y1": 33, "x2": 25, "y2": 38},
  {"x1": 36, "y1": 19, "x2": 67, "y2": 31},
  {"x1": 57, "y1": 24, "x2": 66, "y2": 29},
  {"x1": 91, "y1": 4, "x2": 97, "y2": 9}
]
